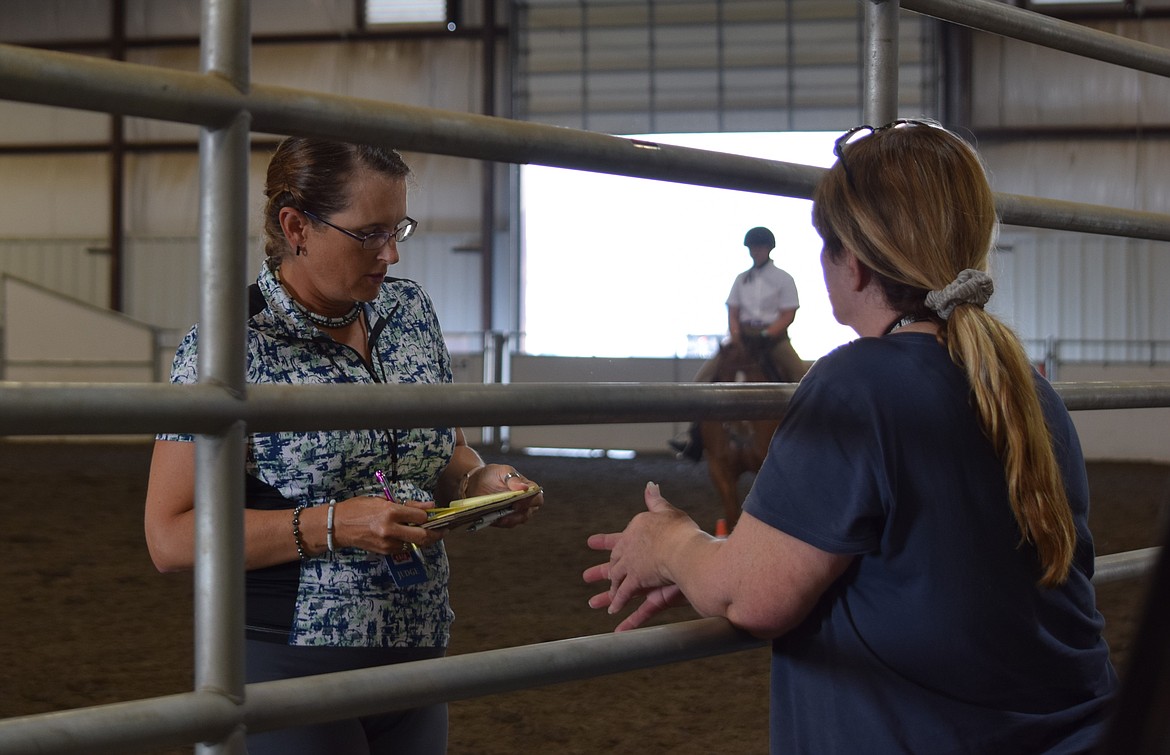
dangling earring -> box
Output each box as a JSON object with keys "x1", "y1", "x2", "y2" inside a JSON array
[{"x1": 295, "y1": 245, "x2": 303, "y2": 256}]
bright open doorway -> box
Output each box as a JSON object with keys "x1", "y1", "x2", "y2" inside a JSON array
[{"x1": 520, "y1": 132, "x2": 857, "y2": 362}]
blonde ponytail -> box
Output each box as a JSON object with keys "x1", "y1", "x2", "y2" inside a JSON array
[{"x1": 943, "y1": 307, "x2": 1076, "y2": 586}]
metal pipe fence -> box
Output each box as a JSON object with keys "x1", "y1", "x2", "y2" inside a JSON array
[
  {"x1": 2, "y1": 49, "x2": 1170, "y2": 240},
  {"x1": 0, "y1": 380, "x2": 1167, "y2": 436},
  {"x1": 1, "y1": 0, "x2": 1168, "y2": 753}
]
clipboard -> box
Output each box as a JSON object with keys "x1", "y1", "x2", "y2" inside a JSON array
[{"x1": 421, "y1": 484, "x2": 542, "y2": 530}]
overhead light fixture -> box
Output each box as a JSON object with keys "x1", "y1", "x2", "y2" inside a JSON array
[{"x1": 365, "y1": 1, "x2": 460, "y2": 30}]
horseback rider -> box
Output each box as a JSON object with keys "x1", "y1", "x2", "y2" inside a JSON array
[{"x1": 671, "y1": 226, "x2": 807, "y2": 461}]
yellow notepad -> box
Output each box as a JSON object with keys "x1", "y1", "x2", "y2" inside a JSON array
[{"x1": 422, "y1": 484, "x2": 542, "y2": 530}]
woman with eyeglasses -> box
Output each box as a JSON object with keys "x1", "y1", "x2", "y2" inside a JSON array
[
  {"x1": 145, "y1": 137, "x2": 543, "y2": 755},
  {"x1": 585, "y1": 120, "x2": 1117, "y2": 753}
]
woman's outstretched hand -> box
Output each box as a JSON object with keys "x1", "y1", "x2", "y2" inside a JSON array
[{"x1": 583, "y1": 482, "x2": 695, "y2": 631}]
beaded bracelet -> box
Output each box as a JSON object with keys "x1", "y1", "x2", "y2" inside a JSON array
[
  {"x1": 292, "y1": 503, "x2": 307, "y2": 561},
  {"x1": 326, "y1": 499, "x2": 336, "y2": 556}
]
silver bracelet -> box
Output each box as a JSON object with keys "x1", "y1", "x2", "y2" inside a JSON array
[{"x1": 326, "y1": 499, "x2": 336, "y2": 555}]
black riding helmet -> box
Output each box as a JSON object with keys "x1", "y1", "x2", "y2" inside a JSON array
[{"x1": 743, "y1": 226, "x2": 775, "y2": 248}]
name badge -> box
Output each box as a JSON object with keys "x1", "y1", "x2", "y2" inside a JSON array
[{"x1": 386, "y1": 549, "x2": 427, "y2": 588}]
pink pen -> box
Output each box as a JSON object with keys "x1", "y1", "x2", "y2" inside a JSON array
[
  {"x1": 375, "y1": 469, "x2": 395, "y2": 502},
  {"x1": 376, "y1": 470, "x2": 423, "y2": 559}
]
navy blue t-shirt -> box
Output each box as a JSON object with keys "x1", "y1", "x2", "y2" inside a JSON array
[{"x1": 743, "y1": 333, "x2": 1117, "y2": 754}]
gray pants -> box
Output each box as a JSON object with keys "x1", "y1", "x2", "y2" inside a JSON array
[{"x1": 244, "y1": 639, "x2": 447, "y2": 755}]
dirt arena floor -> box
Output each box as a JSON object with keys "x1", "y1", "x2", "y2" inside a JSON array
[{"x1": 1, "y1": 440, "x2": 1167, "y2": 754}]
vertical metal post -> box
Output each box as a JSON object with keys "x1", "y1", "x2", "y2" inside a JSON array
[
  {"x1": 714, "y1": 0, "x2": 723, "y2": 132},
  {"x1": 196, "y1": 0, "x2": 251, "y2": 752},
  {"x1": 480, "y1": 331, "x2": 497, "y2": 447},
  {"x1": 862, "y1": 0, "x2": 900, "y2": 126},
  {"x1": 649, "y1": 0, "x2": 657, "y2": 132},
  {"x1": 784, "y1": 0, "x2": 794, "y2": 131},
  {"x1": 1045, "y1": 335, "x2": 1058, "y2": 381},
  {"x1": 579, "y1": 0, "x2": 589, "y2": 131},
  {"x1": 480, "y1": 0, "x2": 498, "y2": 334},
  {"x1": 481, "y1": 330, "x2": 509, "y2": 450},
  {"x1": 109, "y1": 0, "x2": 126, "y2": 313}
]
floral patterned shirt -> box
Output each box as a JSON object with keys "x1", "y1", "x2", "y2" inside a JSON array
[{"x1": 160, "y1": 260, "x2": 455, "y2": 648}]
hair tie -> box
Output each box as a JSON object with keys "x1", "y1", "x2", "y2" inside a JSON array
[{"x1": 924, "y1": 269, "x2": 994, "y2": 320}]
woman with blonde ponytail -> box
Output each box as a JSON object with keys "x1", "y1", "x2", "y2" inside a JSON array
[{"x1": 586, "y1": 120, "x2": 1117, "y2": 753}]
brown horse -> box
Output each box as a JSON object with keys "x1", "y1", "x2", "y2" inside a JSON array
[{"x1": 699, "y1": 338, "x2": 788, "y2": 530}]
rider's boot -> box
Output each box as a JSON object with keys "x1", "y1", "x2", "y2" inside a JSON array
[{"x1": 669, "y1": 423, "x2": 703, "y2": 462}]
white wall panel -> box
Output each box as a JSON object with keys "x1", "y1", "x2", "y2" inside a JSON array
[
  {"x1": 125, "y1": 237, "x2": 208, "y2": 334},
  {"x1": 0, "y1": 242, "x2": 111, "y2": 313},
  {"x1": 1, "y1": 276, "x2": 157, "y2": 384},
  {"x1": 0, "y1": 0, "x2": 358, "y2": 42},
  {"x1": 1133, "y1": 139, "x2": 1170, "y2": 213},
  {"x1": 125, "y1": 0, "x2": 355, "y2": 37},
  {"x1": 124, "y1": 152, "x2": 204, "y2": 237},
  {"x1": 982, "y1": 139, "x2": 1170, "y2": 213},
  {"x1": 0, "y1": 101, "x2": 112, "y2": 144},
  {"x1": 971, "y1": 19, "x2": 1170, "y2": 128},
  {"x1": 0, "y1": 154, "x2": 108, "y2": 236},
  {"x1": 992, "y1": 230, "x2": 1170, "y2": 353},
  {"x1": 0, "y1": 0, "x2": 110, "y2": 42}
]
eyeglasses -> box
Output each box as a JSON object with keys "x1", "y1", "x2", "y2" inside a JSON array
[
  {"x1": 302, "y1": 209, "x2": 418, "y2": 249},
  {"x1": 833, "y1": 119, "x2": 936, "y2": 186}
]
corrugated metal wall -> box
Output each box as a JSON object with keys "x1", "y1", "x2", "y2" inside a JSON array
[
  {"x1": 992, "y1": 231, "x2": 1170, "y2": 361},
  {"x1": 515, "y1": 0, "x2": 937, "y2": 133},
  {"x1": 971, "y1": 16, "x2": 1170, "y2": 352}
]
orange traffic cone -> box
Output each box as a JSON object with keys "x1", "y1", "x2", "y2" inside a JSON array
[{"x1": 715, "y1": 518, "x2": 728, "y2": 538}]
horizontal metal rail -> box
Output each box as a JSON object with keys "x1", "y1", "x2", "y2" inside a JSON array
[
  {"x1": 1051, "y1": 381, "x2": 1170, "y2": 411},
  {"x1": 994, "y1": 193, "x2": 1170, "y2": 240},
  {"x1": 1095, "y1": 547, "x2": 1162, "y2": 585},
  {"x1": 0, "y1": 542, "x2": 1159, "y2": 755},
  {"x1": 0, "y1": 617, "x2": 765, "y2": 755},
  {"x1": 2, "y1": 43, "x2": 1170, "y2": 242},
  {"x1": 903, "y1": 0, "x2": 1170, "y2": 78},
  {"x1": 0, "y1": 380, "x2": 1167, "y2": 436},
  {"x1": 0, "y1": 691, "x2": 240, "y2": 755}
]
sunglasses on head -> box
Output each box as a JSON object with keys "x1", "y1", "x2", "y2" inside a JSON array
[{"x1": 833, "y1": 119, "x2": 939, "y2": 186}]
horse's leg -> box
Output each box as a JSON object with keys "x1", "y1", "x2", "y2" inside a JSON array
[
  {"x1": 711, "y1": 468, "x2": 739, "y2": 526},
  {"x1": 701, "y1": 423, "x2": 743, "y2": 529},
  {"x1": 710, "y1": 464, "x2": 742, "y2": 529}
]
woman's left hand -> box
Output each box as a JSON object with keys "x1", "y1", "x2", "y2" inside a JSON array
[
  {"x1": 583, "y1": 482, "x2": 695, "y2": 619},
  {"x1": 462, "y1": 464, "x2": 544, "y2": 528}
]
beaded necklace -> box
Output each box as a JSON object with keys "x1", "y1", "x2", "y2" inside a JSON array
[
  {"x1": 291, "y1": 299, "x2": 362, "y2": 329},
  {"x1": 275, "y1": 264, "x2": 361, "y2": 328}
]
